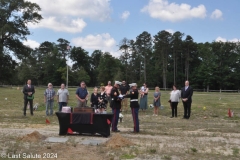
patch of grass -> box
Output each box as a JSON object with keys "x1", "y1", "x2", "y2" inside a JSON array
[
  {"x1": 162, "y1": 155, "x2": 172, "y2": 160},
  {"x1": 148, "y1": 149, "x2": 157, "y2": 154},
  {"x1": 190, "y1": 147, "x2": 198, "y2": 153},
  {"x1": 1, "y1": 88, "x2": 240, "y2": 159},
  {"x1": 232, "y1": 147, "x2": 239, "y2": 156},
  {"x1": 120, "y1": 154, "x2": 136, "y2": 159}
]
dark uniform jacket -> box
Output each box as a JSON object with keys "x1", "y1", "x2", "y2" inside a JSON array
[
  {"x1": 23, "y1": 85, "x2": 35, "y2": 100},
  {"x1": 124, "y1": 89, "x2": 139, "y2": 108},
  {"x1": 110, "y1": 86, "x2": 122, "y2": 109}
]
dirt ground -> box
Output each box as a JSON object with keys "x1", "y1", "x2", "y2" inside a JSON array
[
  {"x1": 1, "y1": 113, "x2": 240, "y2": 160},
  {"x1": 0, "y1": 122, "x2": 136, "y2": 160},
  {"x1": 1, "y1": 88, "x2": 240, "y2": 159}
]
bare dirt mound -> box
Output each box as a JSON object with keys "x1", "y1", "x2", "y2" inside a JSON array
[
  {"x1": 105, "y1": 133, "x2": 134, "y2": 148},
  {"x1": 18, "y1": 130, "x2": 47, "y2": 142}
]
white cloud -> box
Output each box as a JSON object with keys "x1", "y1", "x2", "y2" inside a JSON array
[
  {"x1": 216, "y1": 37, "x2": 226, "y2": 42},
  {"x1": 165, "y1": 29, "x2": 174, "y2": 34},
  {"x1": 210, "y1": 9, "x2": 223, "y2": 19},
  {"x1": 23, "y1": 39, "x2": 40, "y2": 49},
  {"x1": 28, "y1": 0, "x2": 112, "y2": 33},
  {"x1": 141, "y1": 0, "x2": 207, "y2": 22},
  {"x1": 216, "y1": 37, "x2": 239, "y2": 42},
  {"x1": 121, "y1": 11, "x2": 130, "y2": 20},
  {"x1": 29, "y1": 0, "x2": 111, "y2": 21},
  {"x1": 72, "y1": 33, "x2": 121, "y2": 57},
  {"x1": 29, "y1": 17, "x2": 87, "y2": 33}
]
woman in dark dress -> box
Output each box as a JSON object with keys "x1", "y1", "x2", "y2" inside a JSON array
[
  {"x1": 90, "y1": 87, "x2": 99, "y2": 109},
  {"x1": 98, "y1": 86, "x2": 108, "y2": 113}
]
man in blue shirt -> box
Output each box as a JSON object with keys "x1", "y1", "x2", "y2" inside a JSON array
[{"x1": 76, "y1": 81, "x2": 88, "y2": 107}]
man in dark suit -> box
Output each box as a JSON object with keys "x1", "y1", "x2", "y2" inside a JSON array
[
  {"x1": 181, "y1": 80, "x2": 193, "y2": 119},
  {"x1": 22, "y1": 79, "x2": 35, "y2": 116}
]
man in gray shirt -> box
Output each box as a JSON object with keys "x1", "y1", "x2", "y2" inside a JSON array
[{"x1": 57, "y1": 83, "x2": 69, "y2": 111}]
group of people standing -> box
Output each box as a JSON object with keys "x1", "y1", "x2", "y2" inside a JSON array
[
  {"x1": 137, "y1": 81, "x2": 193, "y2": 120},
  {"x1": 88, "y1": 86, "x2": 108, "y2": 113},
  {"x1": 168, "y1": 81, "x2": 193, "y2": 119},
  {"x1": 22, "y1": 80, "x2": 69, "y2": 116},
  {"x1": 77, "y1": 80, "x2": 139, "y2": 133},
  {"x1": 22, "y1": 79, "x2": 193, "y2": 133},
  {"x1": 139, "y1": 83, "x2": 161, "y2": 116},
  {"x1": 109, "y1": 81, "x2": 140, "y2": 133},
  {"x1": 43, "y1": 83, "x2": 70, "y2": 116}
]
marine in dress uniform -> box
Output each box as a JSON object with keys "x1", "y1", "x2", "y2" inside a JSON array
[
  {"x1": 110, "y1": 81, "x2": 122, "y2": 132},
  {"x1": 124, "y1": 83, "x2": 140, "y2": 133}
]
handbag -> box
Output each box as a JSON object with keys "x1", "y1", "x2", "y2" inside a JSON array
[
  {"x1": 27, "y1": 94, "x2": 34, "y2": 100},
  {"x1": 168, "y1": 100, "x2": 172, "y2": 109}
]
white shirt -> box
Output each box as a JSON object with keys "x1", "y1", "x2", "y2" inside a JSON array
[
  {"x1": 57, "y1": 88, "x2": 69, "y2": 102},
  {"x1": 170, "y1": 90, "x2": 181, "y2": 102},
  {"x1": 140, "y1": 86, "x2": 145, "y2": 92}
]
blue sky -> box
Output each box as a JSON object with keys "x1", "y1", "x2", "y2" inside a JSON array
[{"x1": 24, "y1": 0, "x2": 240, "y2": 57}]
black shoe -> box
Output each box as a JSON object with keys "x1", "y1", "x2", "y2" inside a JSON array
[
  {"x1": 170, "y1": 116, "x2": 174, "y2": 118},
  {"x1": 112, "y1": 130, "x2": 120, "y2": 132}
]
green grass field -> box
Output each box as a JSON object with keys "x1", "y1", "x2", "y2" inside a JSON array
[
  {"x1": 1, "y1": 86, "x2": 240, "y2": 123},
  {"x1": 0, "y1": 86, "x2": 240, "y2": 159}
]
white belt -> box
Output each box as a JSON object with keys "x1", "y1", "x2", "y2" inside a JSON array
[{"x1": 130, "y1": 99, "x2": 138, "y2": 102}]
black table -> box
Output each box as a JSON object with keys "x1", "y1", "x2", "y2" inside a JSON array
[{"x1": 55, "y1": 112, "x2": 113, "y2": 137}]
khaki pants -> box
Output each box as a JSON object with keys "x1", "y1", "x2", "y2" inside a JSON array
[
  {"x1": 121, "y1": 98, "x2": 128, "y2": 111},
  {"x1": 77, "y1": 100, "x2": 86, "y2": 107},
  {"x1": 106, "y1": 96, "x2": 111, "y2": 108}
]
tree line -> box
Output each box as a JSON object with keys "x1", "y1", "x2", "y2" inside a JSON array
[{"x1": 1, "y1": 0, "x2": 240, "y2": 90}]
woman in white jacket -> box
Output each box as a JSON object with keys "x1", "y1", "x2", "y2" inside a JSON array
[{"x1": 170, "y1": 85, "x2": 181, "y2": 118}]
